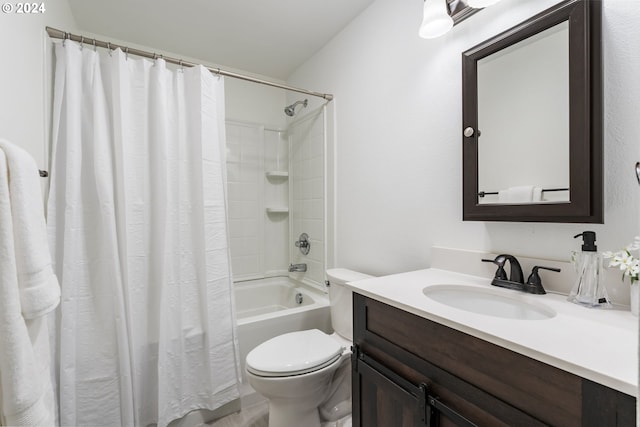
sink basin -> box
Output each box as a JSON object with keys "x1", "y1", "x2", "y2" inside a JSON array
[{"x1": 423, "y1": 285, "x2": 556, "y2": 320}]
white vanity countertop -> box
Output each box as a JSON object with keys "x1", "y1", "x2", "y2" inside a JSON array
[{"x1": 346, "y1": 268, "x2": 638, "y2": 396}]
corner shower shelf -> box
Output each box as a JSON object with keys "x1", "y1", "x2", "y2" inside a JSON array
[
  {"x1": 266, "y1": 207, "x2": 289, "y2": 214},
  {"x1": 266, "y1": 171, "x2": 289, "y2": 179}
]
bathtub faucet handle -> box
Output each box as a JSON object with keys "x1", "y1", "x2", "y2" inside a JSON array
[{"x1": 295, "y1": 233, "x2": 310, "y2": 255}]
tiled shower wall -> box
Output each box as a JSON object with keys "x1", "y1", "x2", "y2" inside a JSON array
[
  {"x1": 226, "y1": 121, "x2": 289, "y2": 281},
  {"x1": 226, "y1": 122, "x2": 263, "y2": 280},
  {"x1": 226, "y1": 109, "x2": 325, "y2": 285},
  {"x1": 263, "y1": 129, "x2": 289, "y2": 277},
  {"x1": 289, "y1": 108, "x2": 325, "y2": 287}
]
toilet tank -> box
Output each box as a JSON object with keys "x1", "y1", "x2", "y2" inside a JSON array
[{"x1": 326, "y1": 268, "x2": 373, "y2": 341}]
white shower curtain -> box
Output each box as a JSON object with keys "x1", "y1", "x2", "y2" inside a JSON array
[{"x1": 47, "y1": 40, "x2": 241, "y2": 427}]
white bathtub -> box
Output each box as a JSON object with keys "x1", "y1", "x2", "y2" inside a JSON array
[{"x1": 234, "y1": 277, "x2": 332, "y2": 400}]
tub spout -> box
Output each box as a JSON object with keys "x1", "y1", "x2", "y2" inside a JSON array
[{"x1": 288, "y1": 263, "x2": 307, "y2": 272}]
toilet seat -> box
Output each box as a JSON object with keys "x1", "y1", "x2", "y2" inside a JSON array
[{"x1": 246, "y1": 329, "x2": 344, "y2": 377}]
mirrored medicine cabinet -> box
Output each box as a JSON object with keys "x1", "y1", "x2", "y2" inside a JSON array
[{"x1": 462, "y1": 0, "x2": 602, "y2": 223}]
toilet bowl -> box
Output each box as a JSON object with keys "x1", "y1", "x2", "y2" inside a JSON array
[{"x1": 245, "y1": 269, "x2": 372, "y2": 427}]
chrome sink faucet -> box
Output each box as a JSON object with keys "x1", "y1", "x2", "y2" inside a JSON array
[
  {"x1": 288, "y1": 263, "x2": 307, "y2": 272},
  {"x1": 482, "y1": 254, "x2": 560, "y2": 295}
]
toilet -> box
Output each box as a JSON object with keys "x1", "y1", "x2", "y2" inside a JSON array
[{"x1": 245, "y1": 268, "x2": 372, "y2": 427}]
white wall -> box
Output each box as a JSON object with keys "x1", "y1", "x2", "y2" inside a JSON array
[
  {"x1": 0, "y1": 0, "x2": 78, "y2": 166},
  {"x1": 225, "y1": 79, "x2": 287, "y2": 130},
  {"x1": 288, "y1": 0, "x2": 640, "y2": 300}
]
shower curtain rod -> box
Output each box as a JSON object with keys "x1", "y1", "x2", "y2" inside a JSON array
[{"x1": 45, "y1": 27, "x2": 334, "y2": 101}]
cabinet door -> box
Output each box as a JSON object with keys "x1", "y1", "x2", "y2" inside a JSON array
[
  {"x1": 353, "y1": 348, "x2": 482, "y2": 427},
  {"x1": 354, "y1": 352, "x2": 427, "y2": 427}
]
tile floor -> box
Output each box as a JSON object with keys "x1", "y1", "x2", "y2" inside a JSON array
[
  {"x1": 207, "y1": 400, "x2": 269, "y2": 427},
  {"x1": 205, "y1": 396, "x2": 352, "y2": 427},
  {"x1": 207, "y1": 403, "x2": 354, "y2": 427}
]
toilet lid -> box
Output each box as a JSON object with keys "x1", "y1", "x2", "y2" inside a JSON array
[{"x1": 246, "y1": 329, "x2": 344, "y2": 377}]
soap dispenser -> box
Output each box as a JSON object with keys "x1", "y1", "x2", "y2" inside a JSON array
[{"x1": 568, "y1": 231, "x2": 611, "y2": 308}]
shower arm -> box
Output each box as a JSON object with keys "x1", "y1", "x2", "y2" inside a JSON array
[{"x1": 284, "y1": 99, "x2": 308, "y2": 116}]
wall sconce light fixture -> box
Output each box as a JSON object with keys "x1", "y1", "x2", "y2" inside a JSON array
[{"x1": 420, "y1": 0, "x2": 503, "y2": 39}]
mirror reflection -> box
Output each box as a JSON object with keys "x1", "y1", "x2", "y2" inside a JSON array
[{"x1": 477, "y1": 21, "x2": 570, "y2": 205}]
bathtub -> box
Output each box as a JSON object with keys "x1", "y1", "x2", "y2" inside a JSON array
[{"x1": 234, "y1": 276, "x2": 332, "y2": 400}]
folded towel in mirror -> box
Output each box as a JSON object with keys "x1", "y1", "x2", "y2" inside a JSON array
[
  {"x1": 533, "y1": 186, "x2": 543, "y2": 202},
  {"x1": 498, "y1": 185, "x2": 535, "y2": 203}
]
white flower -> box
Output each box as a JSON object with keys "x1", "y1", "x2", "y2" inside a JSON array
[{"x1": 605, "y1": 237, "x2": 640, "y2": 284}]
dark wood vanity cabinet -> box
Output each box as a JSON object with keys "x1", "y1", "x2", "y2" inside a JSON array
[{"x1": 352, "y1": 294, "x2": 636, "y2": 427}]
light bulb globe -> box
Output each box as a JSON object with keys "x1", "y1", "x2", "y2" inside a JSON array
[{"x1": 419, "y1": 0, "x2": 453, "y2": 39}]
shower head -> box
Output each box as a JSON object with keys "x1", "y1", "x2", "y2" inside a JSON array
[{"x1": 284, "y1": 99, "x2": 308, "y2": 117}]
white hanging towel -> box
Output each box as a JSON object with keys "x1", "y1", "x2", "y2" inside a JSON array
[
  {"x1": 0, "y1": 139, "x2": 60, "y2": 426},
  {"x1": 0, "y1": 140, "x2": 60, "y2": 319}
]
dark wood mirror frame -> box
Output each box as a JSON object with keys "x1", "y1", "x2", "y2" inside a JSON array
[{"x1": 462, "y1": 0, "x2": 602, "y2": 223}]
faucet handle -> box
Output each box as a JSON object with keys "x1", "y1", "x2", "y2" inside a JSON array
[
  {"x1": 526, "y1": 266, "x2": 561, "y2": 294},
  {"x1": 482, "y1": 258, "x2": 508, "y2": 280},
  {"x1": 295, "y1": 233, "x2": 310, "y2": 255}
]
